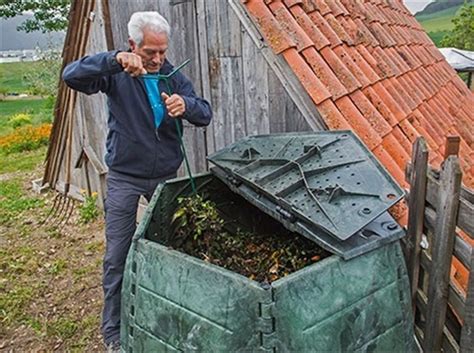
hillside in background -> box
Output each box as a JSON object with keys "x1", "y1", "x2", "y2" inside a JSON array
[
  {"x1": 415, "y1": 0, "x2": 465, "y2": 16},
  {"x1": 0, "y1": 14, "x2": 64, "y2": 51},
  {"x1": 415, "y1": 0, "x2": 473, "y2": 47}
]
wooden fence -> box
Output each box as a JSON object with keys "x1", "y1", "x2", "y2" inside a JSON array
[{"x1": 403, "y1": 136, "x2": 474, "y2": 352}]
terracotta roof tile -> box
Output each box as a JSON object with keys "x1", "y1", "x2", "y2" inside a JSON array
[
  {"x1": 312, "y1": 0, "x2": 331, "y2": 15},
  {"x1": 409, "y1": 70, "x2": 431, "y2": 100},
  {"x1": 389, "y1": 24, "x2": 408, "y2": 45},
  {"x1": 384, "y1": 78, "x2": 416, "y2": 112},
  {"x1": 382, "y1": 133, "x2": 411, "y2": 169},
  {"x1": 392, "y1": 126, "x2": 413, "y2": 156},
  {"x1": 370, "y1": 46, "x2": 401, "y2": 76},
  {"x1": 408, "y1": 114, "x2": 439, "y2": 150},
  {"x1": 282, "y1": 48, "x2": 331, "y2": 104},
  {"x1": 386, "y1": 47, "x2": 410, "y2": 73},
  {"x1": 300, "y1": 0, "x2": 316, "y2": 12},
  {"x1": 269, "y1": 1, "x2": 313, "y2": 51},
  {"x1": 316, "y1": 98, "x2": 352, "y2": 130},
  {"x1": 362, "y1": 86, "x2": 399, "y2": 127},
  {"x1": 417, "y1": 66, "x2": 438, "y2": 95},
  {"x1": 338, "y1": 16, "x2": 358, "y2": 44},
  {"x1": 380, "y1": 80, "x2": 411, "y2": 118},
  {"x1": 283, "y1": 0, "x2": 303, "y2": 7},
  {"x1": 398, "y1": 74, "x2": 423, "y2": 107},
  {"x1": 302, "y1": 47, "x2": 348, "y2": 99},
  {"x1": 347, "y1": 46, "x2": 381, "y2": 84},
  {"x1": 417, "y1": 104, "x2": 448, "y2": 137},
  {"x1": 334, "y1": 96, "x2": 382, "y2": 149},
  {"x1": 369, "y1": 21, "x2": 397, "y2": 47},
  {"x1": 373, "y1": 145, "x2": 406, "y2": 184},
  {"x1": 371, "y1": 82, "x2": 407, "y2": 123},
  {"x1": 360, "y1": 46, "x2": 392, "y2": 79},
  {"x1": 333, "y1": 46, "x2": 371, "y2": 88},
  {"x1": 399, "y1": 119, "x2": 421, "y2": 143},
  {"x1": 428, "y1": 96, "x2": 454, "y2": 127},
  {"x1": 415, "y1": 110, "x2": 444, "y2": 146},
  {"x1": 325, "y1": 13, "x2": 354, "y2": 45},
  {"x1": 243, "y1": 0, "x2": 474, "y2": 189},
  {"x1": 308, "y1": 10, "x2": 343, "y2": 48},
  {"x1": 353, "y1": 18, "x2": 379, "y2": 46},
  {"x1": 323, "y1": 0, "x2": 346, "y2": 17},
  {"x1": 358, "y1": 1, "x2": 377, "y2": 23},
  {"x1": 368, "y1": 3, "x2": 389, "y2": 24},
  {"x1": 246, "y1": 0, "x2": 296, "y2": 53},
  {"x1": 402, "y1": 45, "x2": 424, "y2": 68},
  {"x1": 350, "y1": 90, "x2": 392, "y2": 137},
  {"x1": 339, "y1": 0, "x2": 361, "y2": 18},
  {"x1": 320, "y1": 46, "x2": 362, "y2": 93},
  {"x1": 290, "y1": 5, "x2": 331, "y2": 50}
]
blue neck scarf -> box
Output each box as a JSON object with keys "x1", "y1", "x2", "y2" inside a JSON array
[{"x1": 143, "y1": 78, "x2": 164, "y2": 129}]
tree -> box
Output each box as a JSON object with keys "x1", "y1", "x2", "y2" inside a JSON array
[
  {"x1": 441, "y1": 3, "x2": 474, "y2": 50},
  {"x1": 0, "y1": 0, "x2": 70, "y2": 33}
]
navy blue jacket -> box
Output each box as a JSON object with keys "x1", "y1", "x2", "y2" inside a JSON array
[{"x1": 62, "y1": 51, "x2": 212, "y2": 178}]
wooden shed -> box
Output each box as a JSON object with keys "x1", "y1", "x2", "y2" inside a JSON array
[{"x1": 44, "y1": 0, "x2": 474, "y2": 207}]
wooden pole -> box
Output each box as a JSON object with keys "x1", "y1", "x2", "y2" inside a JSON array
[
  {"x1": 444, "y1": 136, "x2": 460, "y2": 160},
  {"x1": 424, "y1": 155, "x2": 462, "y2": 352},
  {"x1": 405, "y1": 137, "x2": 429, "y2": 315}
]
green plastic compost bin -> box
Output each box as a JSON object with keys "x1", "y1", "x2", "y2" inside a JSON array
[{"x1": 121, "y1": 131, "x2": 415, "y2": 352}]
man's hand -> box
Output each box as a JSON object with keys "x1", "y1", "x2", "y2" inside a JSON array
[
  {"x1": 161, "y1": 93, "x2": 186, "y2": 117},
  {"x1": 116, "y1": 52, "x2": 147, "y2": 77}
]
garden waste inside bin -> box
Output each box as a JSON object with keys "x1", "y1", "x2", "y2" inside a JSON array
[{"x1": 121, "y1": 131, "x2": 415, "y2": 352}]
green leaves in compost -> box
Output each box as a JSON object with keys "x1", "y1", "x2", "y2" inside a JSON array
[{"x1": 171, "y1": 195, "x2": 329, "y2": 283}]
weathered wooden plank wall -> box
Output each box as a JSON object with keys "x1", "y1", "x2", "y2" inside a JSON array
[{"x1": 53, "y1": 0, "x2": 315, "y2": 203}]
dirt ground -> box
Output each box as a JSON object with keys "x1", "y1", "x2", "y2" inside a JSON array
[{"x1": 0, "y1": 154, "x2": 105, "y2": 351}]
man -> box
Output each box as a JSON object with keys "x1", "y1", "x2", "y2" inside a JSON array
[{"x1": 63, "y1": 11, "x2": 212, "y2": 351}]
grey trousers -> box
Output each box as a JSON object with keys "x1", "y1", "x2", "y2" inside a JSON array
[{"x1": 101, "y1": 170, "x2": 175, "y2": 345}]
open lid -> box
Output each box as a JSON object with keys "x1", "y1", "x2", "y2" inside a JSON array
[{"x1": 208, "y1": 131, "x2": 405, "y2": 259}]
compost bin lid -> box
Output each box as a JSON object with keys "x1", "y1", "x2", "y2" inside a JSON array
[{"x1": 208, "y1": 131, "x2": 405, "y2": 259}]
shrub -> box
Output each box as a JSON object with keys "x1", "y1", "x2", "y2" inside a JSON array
[
  {"x1": 8, "y1": 113, "x2": 33, "y2": 128},
  {"x1": 0, "y1": 123, "x2": 52, "y2": 154},
  {"x1": 79, "y1": 192, "x2": 99, "y2": 224}
]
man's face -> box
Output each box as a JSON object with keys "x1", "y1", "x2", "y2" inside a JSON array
[{"x1": 130, "y1": 29, "x2": 168, "y2": 73}]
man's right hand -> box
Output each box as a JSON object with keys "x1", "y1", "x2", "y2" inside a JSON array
[{"x1": 116, "y1": 52, "x2": 147, "y2": 77}]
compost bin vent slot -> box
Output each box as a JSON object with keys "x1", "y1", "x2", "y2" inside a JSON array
[{"x1": 207, "y1": 131, "x2": 405, "y2": 259}]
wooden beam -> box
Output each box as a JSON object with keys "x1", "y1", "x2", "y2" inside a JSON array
[
  {"x1": 405, "y1": 137, "x2": 429, "y2": 315},
  {"x1": 228, "y1": 0, "x2": 327, "y2": 132},
  {"x1": 406, "y1": 164, "x2": 474, "y2": 237},
  {"x1": 424, "y1": 156, "x2": 463, "y2": 352},
  {"x1": 460, "y1": 245, "x2": 474, "y2": 351}
]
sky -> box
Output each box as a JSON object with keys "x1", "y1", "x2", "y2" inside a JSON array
[{"x1": 404, "y1": 0, "x2": 433, "y2": 14}]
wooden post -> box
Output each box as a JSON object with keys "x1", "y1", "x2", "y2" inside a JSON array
[
  {"x1": 424, "y1": 156, "x2": 463, "y2": 352},
  {"x1": 460, "y1": 247, "x2": 474, "y2": 351},
  {"x1": 405, "y1": 137, "x2": 429, "y2": 314},
  {"x1": 444, "y1": 136, "x2": 460, "y2": 159}
]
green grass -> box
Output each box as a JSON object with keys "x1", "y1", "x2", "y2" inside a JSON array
[
  {"x1": 0, "y1": 61, "x2": 43, "y2": 94},
  {"x1": 416, "y1": 5, "x2": 462, "y2": 32},
  {"x1": 0, "y1": 98, "x2": 53, "y2": 136},
  {"x1": 0, "y1": 176, "x2": 45, "y2": 225},
  {"x1": 0, "y1": 146, "x2": 46, "y2": 174}
]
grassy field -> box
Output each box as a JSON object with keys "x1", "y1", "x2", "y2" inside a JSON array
[
  {"x1": 0, "y1": 61, "x2": 104, "y2": 350},
  {"x1": 0, "y1": 61, "x2": 44, "y2": 94},
  {"x1": 416, "y1": 5, "x2": 461, "y2": 32},
  {"x1": 415, "y1": 4, "x2": 463, "y2": 47}
]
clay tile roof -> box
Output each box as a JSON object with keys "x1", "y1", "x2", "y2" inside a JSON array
[{"x1": 243, "y1": 0, "x2": 474, "y2": 189}]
